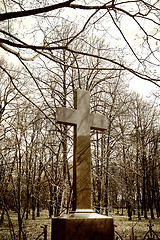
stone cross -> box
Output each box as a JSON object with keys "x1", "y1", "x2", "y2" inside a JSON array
[{"x1": 56, "y1": 89, "x2": 107, "y2": 211}]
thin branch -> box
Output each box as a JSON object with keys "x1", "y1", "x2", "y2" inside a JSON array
[
  {"x1": 66, "y1": 48, "x2": 160, "y2": 86},
  {"x1": 0, "y1": 38, "x2": 67, "y2": 50},
  {"x1": 0, "y1": 42, "x2": 39, "y2": 61},
  {"x1": 108, "y1": 10, "x2": 142, "y2": 63},
  {"x1": 0, "y1": 65, "x2": 56, "y2": 125}
]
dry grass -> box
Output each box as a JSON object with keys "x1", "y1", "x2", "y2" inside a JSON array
[
  {"x1": 0, "y1": 210, "x2": 51, "y2": 240},
  {"x1": 0, "y1": 210, "x2": 160, "y2": 239},
  {"x1": 112, "y1": 211, "x2": 160, "y2": 239},
  {"x1": 23, "y1": 211, "x2": 51, "y2": 240}
]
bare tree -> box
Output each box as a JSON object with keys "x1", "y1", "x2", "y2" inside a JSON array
[{"x1": 0, "y1": 0, "x2": 160, "y2": 92}]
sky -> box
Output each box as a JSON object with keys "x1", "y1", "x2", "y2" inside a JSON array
[
  {"x1": 129, "y1": 78, "x2": 159, "y2": 98},
  {"x1": 62, "y1": 7, "x2": 160, "y2": 100},
  {"x1": 1, "y1": 2, "x2": 159, "y2": 102}
]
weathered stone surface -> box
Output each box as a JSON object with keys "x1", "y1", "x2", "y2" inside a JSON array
[
  {"x1": 52, "y1": 211, "x2": 114, "y2": 240},
  {"x1": 56, "y1": 89, "x2": 107, "y2": 210}
]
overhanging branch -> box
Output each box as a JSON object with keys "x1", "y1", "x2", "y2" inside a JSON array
[
  {"x1": 0, "y1": 0, "x2": 75, "y2": 21},
  {"x1": 0, "y1": 38, "x2": 67, "y2": 50},
  {"x1": 65, "y1": 48, "x2": 160, "y2": 87}
]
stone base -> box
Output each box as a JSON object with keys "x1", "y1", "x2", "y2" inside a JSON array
[{"x1": 51, "y1": 209, "x2": 114, "y2": 240}]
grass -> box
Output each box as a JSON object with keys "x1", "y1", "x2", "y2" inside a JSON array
[
  {"x1": 114, "y1": 216, "x2": 160, "y2": 239},
  {"x1": 0, "y1": 210, "x2": 160, "y2": 239},
  {"x1": 113, "y1": 213, "x2": 160, "y2": 239},
  {"x1": 0, "y1": 210, "x2": 51, "y2": 240}
]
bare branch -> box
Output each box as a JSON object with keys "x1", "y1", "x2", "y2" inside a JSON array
[
  {"x1": 0, "y1": 38, "x2": 67, "y2": 50},
  {"x1": 0, "y1": 0, "x2": 75, "y2": 21},
  {"x1": 66, "y1": 48, "x2": 160, "y2": 87},
  {"x1": 0, "y1": 65, "x2": 56, "y2": 125}
]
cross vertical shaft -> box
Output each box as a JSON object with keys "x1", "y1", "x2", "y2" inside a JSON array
[{"x1": 74, "y1": 90, "x2": 91, "y2": 210}]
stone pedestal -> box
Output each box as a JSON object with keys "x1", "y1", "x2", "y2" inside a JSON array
[{"x1": 51, "y1": 210, "x2": 114, "y2": 240}]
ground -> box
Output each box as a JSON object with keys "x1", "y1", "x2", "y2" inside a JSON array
[
  {"x1": 113, "y1": 213, "x2": 160, "y2": 239},
  {"x1": 0, "y1": 210, "x2": 160, "y2": 239}
]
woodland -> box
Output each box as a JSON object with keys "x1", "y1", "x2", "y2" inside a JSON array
[{"x1": 0, "y1": 0, "x2": 160, "y2": 239}]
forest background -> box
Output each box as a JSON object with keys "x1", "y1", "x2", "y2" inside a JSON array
[{"x1": 0, "y1": 0, "x2": 160, "y2": 239}]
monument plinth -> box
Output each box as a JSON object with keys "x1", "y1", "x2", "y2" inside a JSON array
[
  {"x1": 52, "y1": 89, "x2": 114, "y2": 240},
  {"x1": 52, "y1": 210, "x2": 114, "y2": 240}
]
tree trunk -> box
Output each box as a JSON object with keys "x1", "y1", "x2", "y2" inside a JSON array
[
  {"x1": 142, "y1": 148, "x2": 147, "y2": 219},
  {"x1": 127, "y1": 201, "x2": 132, "y2": 221},
  {"x1": 147, "y1": 172, "x2": 154, "y2": 219},
  {"x1": 92, "y1": 177, "x2": 97, "y2": 211},
  {"x1": 136, "y1": 174, "x2": 141, "y2": 219},
  {"x1": 36, "y1": 162, "x2": 41, "y2": 217},
  {"x1": 136, "y1": 137, "x2": 141, "y2": 219},
  {"x1": 32, "y1": 195, "x2": 36, "y2": 220},
  {"x1": 104, "y1": 172, "x2": 108, "y2": 215},
  {"x1": 49, "y1": 183, "x2": 53, "y2": 218},
  {"x1": 36, "y1": 192, "x2": 40, "y2": 217},
  {"x1": 95, "y1": 132, "x2": 101, "y2": 213},
  {"x1": 25, "y1": 175, "x2": 30, "y2": 220},
  {"x1": 0, "y1": 208, "x2": 5, "y2": 224},
  {"x1": 142, "y1": 175, "x2": 147, "y2": 219},
  {"x1": 155, "y1": 180, "x2": 160, "y2": 218},
  {"x1": 17, "y1": 150, "x2": 22, "y2": 240},
  {"x1": 104, "y1": 134, "x2": 110, "y2": 216}
]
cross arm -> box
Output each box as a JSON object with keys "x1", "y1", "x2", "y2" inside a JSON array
[
  {"x1": 91, "y1": 113, "x2": 107, "y2": 131},
  {"x1": 56, "y1": 107, "x2": 77, "y2": 126}
]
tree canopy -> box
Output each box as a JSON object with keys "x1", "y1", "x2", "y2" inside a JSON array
[{"x1": 0, "y1": 0, "x2": 160, "y2": 90}]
